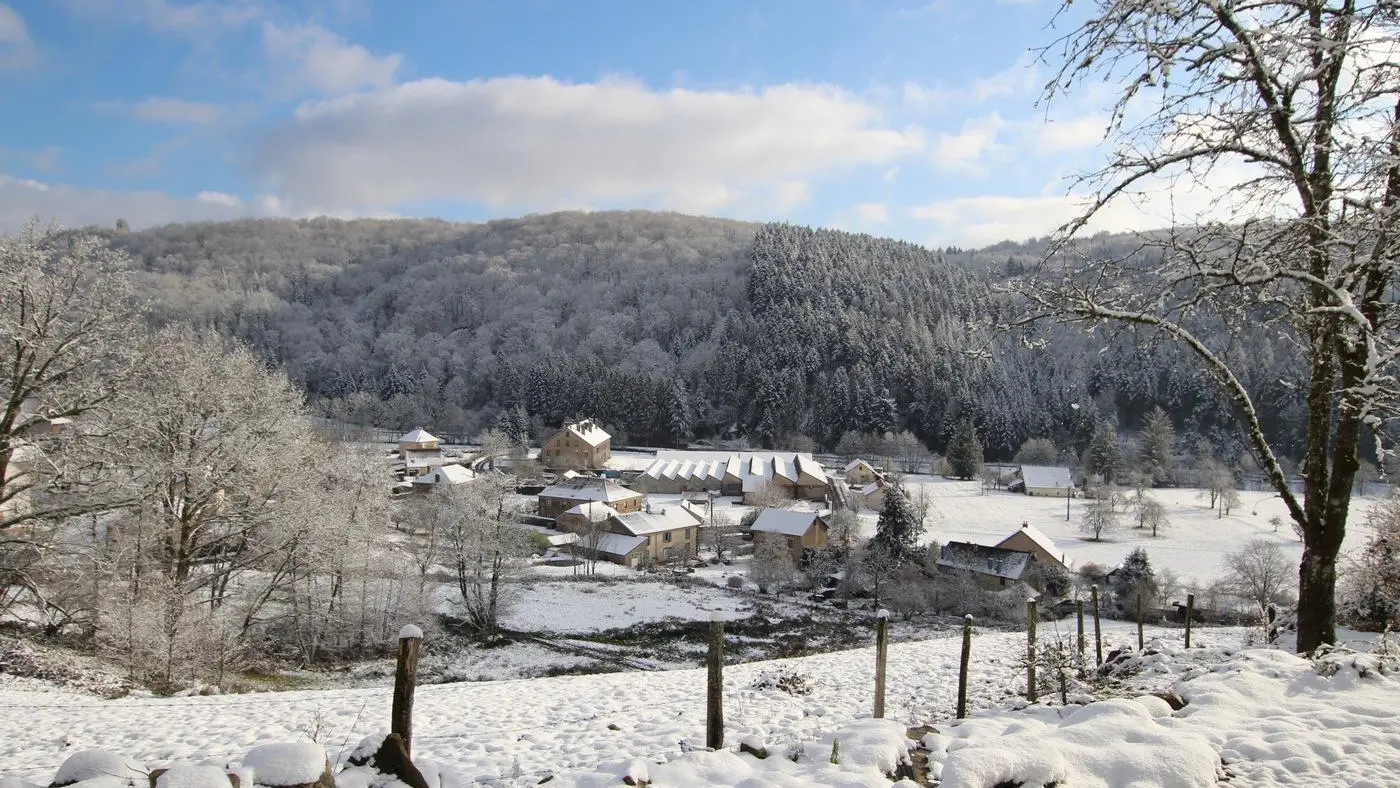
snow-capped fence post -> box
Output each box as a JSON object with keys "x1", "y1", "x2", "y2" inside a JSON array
[
  {"x1": 1137, "y1": 596, "x2": 1145, "y2": 650},
  {"x1": 1076, "y1": 599, "x2": 1086, "y2": 664},
  {"x1": 393, "y1": 624, "x2": 424, "y2": 757},
  {"x1": 873, "y1": 609, "x2": 889, "y2": 719},
  {"x1": 706, "y1": 613, "x2": 725, "y2": 750},
  {"x1": 1185, "y1": 593, "x2": 1196, "y2": 648},
  {"x1": 1026, "y1": 599, "x2": 1038, "y2": 702},
  {"x1": 1091, "y1": 584, "x2": 1103, "y2": 666},
  {"x1": 956, "y1": 614, "x2": 972, "y2": 719}
]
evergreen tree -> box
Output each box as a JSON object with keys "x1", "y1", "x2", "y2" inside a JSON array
[
  {"x1": 1111, "y1": 547, "x2": 1158, "y2": 614},
  {"x1": 1139, "y1": 406, "x2": 1175, "y2": 485},
  {"x1": 870, "y1": 483, "x2": 923, "y2": 563},
  {"x1": 1085, "y1": 418, "x2": 1122, "y2": 483},
  {"x1": 659, "y1": 378, "x2": 694, "y2": 446},
  {"x1": 946, "y1": 417, "x2": 984, "y2": 480}
]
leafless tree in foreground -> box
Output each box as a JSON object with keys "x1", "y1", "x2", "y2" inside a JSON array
[
  {"x1": 1025, "y1": 0, "x2": 1400, "y2": 652},
  {"x1": 1224, "y1": 539, "x2": 1298, "y2": 619}
]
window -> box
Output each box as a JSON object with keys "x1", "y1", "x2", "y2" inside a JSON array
[{"x1": 663, "y1": 532, "x2": 672, "y2": 542}]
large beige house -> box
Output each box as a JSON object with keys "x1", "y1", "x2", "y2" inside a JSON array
[
  {"x1": 540, "y1": 420, "x2": 611, "y2": 471},
  {"x1": 995, "y1": 522, "x2": 1071, "y2": 572},
  {"x1": 748, "y1": 508, "x2": 829, "y2": 562},
  {"x1": 537, "y1": 477, "x2": 642, "y2": 519},
  {"x1": 842, "y1": 459, "x2": 882, "y2": 486},
  {"x1": 554, "y1": 498, "x2": 704, "y2": 567}
]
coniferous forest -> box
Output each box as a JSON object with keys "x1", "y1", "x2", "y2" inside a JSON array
[{"x1": 98, "y1": 210, "x2": 1318, "y2": 461}]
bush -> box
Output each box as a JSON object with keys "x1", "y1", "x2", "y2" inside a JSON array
[
  {"x1": 726, "y1": 575, "x2": 745, "y2": 589},
  {"x1": 750, "y1": 668, "x2": 814, "y2": 695}
]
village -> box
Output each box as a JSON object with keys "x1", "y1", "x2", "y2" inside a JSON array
[{"x1": 378, "y1": 418, "x2": 1275, "y2": 627}]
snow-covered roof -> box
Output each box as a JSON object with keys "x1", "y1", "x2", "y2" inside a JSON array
[
  {"x1": 1017, "y1": 465, "x2": 1073, "y2": 489},
  {"x1": 399, "y1": 428, "x2": 439, "y2": 444},
  {"x1": 937, "y1": 542, "x2": 1033, "y2": 580},
  {"x1": 565, "y1": 420, "x2": 610, "y2": 447},
  {"x1": 750, "y1": 508, "x2": 821, "y2": 538},
  {"x1": 613, "y1": 503, "x2": 704, "y2": 536},
  {"x1": 593, "y1": 532, "x2": 647, "y2": 558},
  {"x1": 843, "y1": 458, "x2": 874, "y2": 473},
  {"x1": 412, "y1": 464, "x2": 474, "y2": 486},
  {"x1": 403, "y1": 449, "x2": 447, "y2": 469},
  {"x1": 561, "y1": 501, "x2": 619, "y2": 522},
  {"x1": 997, "y1": 523, "x2": 1068, "y2": 567},
  {"x1": 858, "y1": 480, "x2": 886, "y2": 495},
  {"x1": 539, "y1": 478, "x2": 642, "y2": 503}
]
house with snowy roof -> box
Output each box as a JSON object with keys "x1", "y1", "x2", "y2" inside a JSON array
[
  {"x1": 748, "y1": 508, "x2": 829, "y2": 562},
  {"x1": 540, "y1": 419, "x2": 611, "y2": 472},
  {"x1": 537, "y1": 477, "x2": 643, "y2": 519},
  {"x1": 842, "y1": 459, "x2": 882, "y2": 486},
  {"x1": 635, "y1": 453, "x2": 830, "y2": 502},
  {"x1": 410, "y1": 463, "x2": 474, "y2": 490},
  {"x1": 554, "y1": 498, "x2": 704, "y2": 567},
  {"x1": 397, "y1": 428, "x2": 446, "y2": 476},
  {"x1": 995, "y1": 522, "x2": 1071, "y2": 572},
  {"x1": 1008, "y1": 465, "x2": 1075, "y2": 497},
  {"x1": 937, "y1": 542, "x2": 1035, "y2": 590}
]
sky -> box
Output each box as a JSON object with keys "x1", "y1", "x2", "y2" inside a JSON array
[{"x1": 0, "y1": 0, "x2": 1185, "y2": 247}]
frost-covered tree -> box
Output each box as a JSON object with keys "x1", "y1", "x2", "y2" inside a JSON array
[
  {"x1": 1084, "y1": 419, "x2": 1122, "y2": 483},
  {"x1": 1027, "y1": 0, "x2": 1400, "y2": 651},
  {"x1": 437, "y1": 474, "x2": 530, "y2": 636},
  {"x1": 946, "y1": 417, "x2": 984, "y2": 480},
  {"x1": 1014, "y1": 437, "x2": 1060, "y2": 466},
  {"x1": 1223, "y1": 539, "x2": 1297, "y2": 618},
  {"x1": 1132, "y1": 493, "x2": 1169, "y2": 537},
  {"x1": 1079, "y1": 493, "x2": 1119, "y2": 542},
  {"x1": 749, "y1": 533, "x2": 795, "y2": 594},
  {"x1": 1138, "y1": 407, "x2": 1176, "y2": 485},
  {"x1": 1341, "y1": 494, "x2": 1400, "y2": 630},
  {"x1": 1112, "y1": 547, "x2": 1159, "y2": 615},
  {"x1": 871, "y1": 482, "x2": 923, "y2": 563}
]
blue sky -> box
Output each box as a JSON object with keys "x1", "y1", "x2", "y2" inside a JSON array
[{"x1": 0, "y1": 0, "x2": 1159, "y2": 246}]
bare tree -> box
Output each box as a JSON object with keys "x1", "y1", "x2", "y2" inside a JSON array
[
  {"x1": 1223, "y1": 539, "x2": 1298, "y2": 617},
  {"x1": 749, "y1": 532, "x2": 795, "y2": 595},
  {"x1": 1079, "y1": 495, "x2": 1119, "y2": 542},
  {"x1": 1133, "y1": 493, "x2": 1169, "y2": 537},
  {"x1": 1027, "y1": 0, "x2": 1400, "y2": 651},
  {"x1": 438, "y1": 474, "x2": 530, "y2": 636}
]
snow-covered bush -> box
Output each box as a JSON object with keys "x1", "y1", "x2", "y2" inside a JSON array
[{"x1": 750, "y1": 668, "x2": 813, "y2": 696}]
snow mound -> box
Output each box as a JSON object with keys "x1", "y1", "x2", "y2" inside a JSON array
[
  {"x1": 242, "y1": 743, "x2": 327, "y2": 787},
  {"x1": 154, "y1": 764, "x2": 231, "y2": 788},
  {"x1": 52, "y1": 750, "x2": 146, "y2": 786},
  {"x1": 937, "y1": 698, "x2": 1219, "y2": 788}
]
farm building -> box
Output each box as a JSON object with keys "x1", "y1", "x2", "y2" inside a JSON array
[
  {"x1": 410, "y1": 464, "x2": 474, "y2": 491},
  {"x1": 398, "y1": 428, "x2": 447, "y2": 477},
  {"x1": 1008, "y1": 465, "x2": 1075, "y2": 497},
  {"x1": 995, "y1": 522, "x2": 1071, "y2": 572},
  {"x1": 537, "y1": 477, "x2": 643, "y2": 520},
  {"x1": 634, "y1": 453, "x2": 831, "y2": 503},
  {"x1": 748, "y1": 508, "x2": 829, "y2": 562},
  {"x1": 936, "y1": 542, "x2": 1035, "y2": 590},
  {"x1": 842, "y1": 459, "x2": 882, "y2": 486}
]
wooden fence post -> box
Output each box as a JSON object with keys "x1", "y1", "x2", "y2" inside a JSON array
[
  {"x1": 707, "y1": 614, "x2": 725, "y2": 750},
  {"x1": 392, "y1": 624, "x2": 423, "y2": 758},
  {"x1": 1185, "y1": 593, "x2": 1195, "y2": 649},
  {"x1": 1076, "y1": 599, "x2": 1085, "y2": 662},
  {"x1": 1026, "y1": 600, "x2": 1038, "y2": 702},
  {"x1": 874, "y1": 609, "x2": 889, "y2": 719},
  {"x1": 1090, "y1": 584, "x2": 1103, "y2": 667},
  {"x1": 1137, "y1": 595, "x2": 1145, "y2": 650},
  {"x1": 956, "y1": 615, "x2": 972, "y2": 719}
]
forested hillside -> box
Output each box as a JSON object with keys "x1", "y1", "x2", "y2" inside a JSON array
[{"x1": 95, "y1": 211, "x2": 1312, "y2": 460}]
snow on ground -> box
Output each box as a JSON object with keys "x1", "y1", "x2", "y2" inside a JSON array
[
  {"x1": 0, "y1": 621, "x2": 1234, "y2": 785},
  {"x1": 890, "y1": 476, "x2": 1382, "y2": 586},
  {"x1": 501, "y1": 579, "x2": 759, "y2": 634}
]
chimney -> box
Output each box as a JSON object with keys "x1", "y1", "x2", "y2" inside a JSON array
[{"x1": 1022, "y1": 521, "x2": 1029, "y2": 529}]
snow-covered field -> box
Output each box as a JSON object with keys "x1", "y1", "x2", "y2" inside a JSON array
[
  {"x1": 502, "y1": 579, "x2": 758, "y2": 635},
  {"x1": 3, "y1": 624, "x2": 1398, "y2": 787},
  {"x1": 886, "y1": 475, "x2": 1382, "y2": 586}
]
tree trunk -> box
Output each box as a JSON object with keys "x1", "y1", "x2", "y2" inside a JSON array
[{"x1": 1296, "y1": 536, "x2": 1340, "y2": 653}]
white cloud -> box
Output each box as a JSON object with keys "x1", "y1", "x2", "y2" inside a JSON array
[
  {"x1": 854, "y1": 202, "x2": 890, "y2": 225},
  {"x1": 254, "y1": 76, "x2": 924, "y2": 214},
  {"x1": 1030, "y1": 114, "x2": 1107, "y2": 154},
  {"x1": 932, "y1": 114, "x2": 1006, "y2": 174},
  {"x1": 903, "y1": 53, "x2": 1039, "y2": 111},
  {"x1": 0, "y1": 174, "x2": 279, "y2": 232},
  {"x1": 262, "y1": 22, "x2": 401, "y2": 94},
  {"x1": 127, "y1": 97, "x2": 224, "y2": 124},
  {"x1": 0, "y1": 3, "x2": 37, "y2": 70},
  {"x1": 64, "y1": 0, "x2": 263, "y2": 36}
]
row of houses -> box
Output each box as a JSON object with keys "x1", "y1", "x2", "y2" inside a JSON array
[{"x1": 634, "y1": 452, "x2": 831, "y2": 502}]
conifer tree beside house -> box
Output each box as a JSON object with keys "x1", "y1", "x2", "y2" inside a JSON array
[
  {"x1": 1085, "y1": 419, "x2": 1122, "y2": 483},
  {"x1": 946, "y1": 417, "x2": 984, "y2": 480}
]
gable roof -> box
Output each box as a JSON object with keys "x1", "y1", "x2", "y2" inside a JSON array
[
  {"x1": 843, "y1": 459, "x2": 875, "y2": 473},
  {"x1": 561, "y1": 501, "x2": 619, "y2": 522},
  {"x1": 1018, "y1": 465, "x2": 1073, "y2": 489},
  {"x1": 612, "y1": 502, "x2": 704, "y2": 536},
  {"x1": 539, "y1": 478, "x2": 642, "y2": 504},
  {"x1": 750, "y1": 508, "x2": 821, "y2": 538},
  {"x1": 411, "y1": 464, "x2": 474, "y2": 486},
  {"x1": 564, "y1": 420, "x2": 610, "y2": 447},
  {"x1": 996, "y1": 523, "x2": 1069, "y2": 567},
  {"x1": 399, "y1": 428, "x2": 439, "y2": 444},
  {"x1": 593, "y1": 533, "x2": 647, "y2": 558},
  {"x1": 937, "y1": 542, "x2": 1033, "y2": 580}
]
